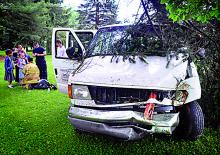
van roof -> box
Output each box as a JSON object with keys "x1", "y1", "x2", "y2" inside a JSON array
[
  {"x1": 98, "y1": 23, "x2": 180, "y2": 29},
  {"x1": 98, "y1": 23, "x2": 131, "y2": 29}
]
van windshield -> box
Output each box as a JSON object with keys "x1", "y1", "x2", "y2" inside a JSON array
[{"x1": 87, "y1": 24, "x2": 166, "y2": 57}]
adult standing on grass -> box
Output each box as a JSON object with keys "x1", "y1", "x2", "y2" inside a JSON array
[{"x1": 33, "y1": 42, "x2": 47, "y2": 80}]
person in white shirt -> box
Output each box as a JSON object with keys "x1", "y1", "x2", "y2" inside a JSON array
[{"x1": 56, "y1": 39, "x2": 67, "y2": 58}]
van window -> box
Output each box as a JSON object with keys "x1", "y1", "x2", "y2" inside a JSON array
[
  {"x1": 55, "y1": 31, "x2": 69, "y2": 59},
  {"x1": 55, "y1": 30, "x2": 93, "y2": 59}
]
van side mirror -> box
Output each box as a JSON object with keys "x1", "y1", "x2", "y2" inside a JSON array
[
  {"x1": 195, "y1": 48, "x2": 206, "y2": 59},
  {"x1": 66, "y1": 47, "x2": 83, "y2": 61}
]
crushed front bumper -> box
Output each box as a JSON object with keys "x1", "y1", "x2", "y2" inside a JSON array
[{"x1": 68, "y1": 106, "x2": 179, "y2": 140}]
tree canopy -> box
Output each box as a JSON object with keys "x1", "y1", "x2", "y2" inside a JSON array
[
  {"x1": 0, "y1": 0, "x2": 78, "y2": 50},
  {"x1": 77, "y1": 0, "x2": 118, "y2": 29},
  {"x1": 161, "y1": 0, "x2": 220, "y2": 23}
]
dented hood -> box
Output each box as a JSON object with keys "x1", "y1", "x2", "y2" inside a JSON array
[{"x1": 69, "y1": 56, "x2": 188, "y2": 90}]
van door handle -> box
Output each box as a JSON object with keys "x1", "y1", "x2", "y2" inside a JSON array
[{"x1": 54, "y1": 69, "x2": 57, "y2": 75}]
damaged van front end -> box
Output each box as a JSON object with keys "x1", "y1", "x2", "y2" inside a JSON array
[{"x1": 67, "y1": 55, "x2": 202, "y2": 140}]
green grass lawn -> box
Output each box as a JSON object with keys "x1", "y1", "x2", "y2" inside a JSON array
[{"x1": 0, "y1": 55, "x2": 220, "y2": 154}]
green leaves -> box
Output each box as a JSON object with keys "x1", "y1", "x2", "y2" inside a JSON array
[
  {"x1": 162, "y1": 0, "x2": 220, "y2": 23},
  {"x1": 160, "y1": 0, "x2": 169, "y2": 4}
]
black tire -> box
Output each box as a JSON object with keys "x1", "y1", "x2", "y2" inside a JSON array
[{"x1": 174, "y1": 101, "x2": 204, "y2": 140}]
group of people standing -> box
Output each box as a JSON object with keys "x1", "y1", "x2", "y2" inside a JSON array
[{"x1": 4, "y1": 42, "x2": 47, "y2": 88}]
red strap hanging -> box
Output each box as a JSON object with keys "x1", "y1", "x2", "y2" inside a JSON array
[{"x1": 144, "y1": 92, "x2": 157, "y2": 120}]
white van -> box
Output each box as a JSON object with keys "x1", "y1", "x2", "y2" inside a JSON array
[{"x1": 52, "y1": 24, "x2": 205, "y2": 140}]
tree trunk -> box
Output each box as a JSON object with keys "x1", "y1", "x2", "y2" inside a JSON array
[
  {"x1": 46, "y1": 36, "x2": 51, "y2": 55},
  {"x1": 95, "y1": 1, "x2": 99, "y2": 29}
]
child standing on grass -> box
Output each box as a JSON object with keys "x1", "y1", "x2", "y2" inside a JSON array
[
  {"x1": 17, "y1": 52, "x2": 27, "y2": 83},
  {"x1": 4, "y1": 49, "x2": 15, "y2": 88}
]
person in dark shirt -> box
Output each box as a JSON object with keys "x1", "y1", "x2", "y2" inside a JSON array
[{"x1": 33, "y1": 42, "x2": 47, "y2": 80}]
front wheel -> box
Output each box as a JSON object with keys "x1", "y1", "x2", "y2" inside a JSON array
[{"x1": 174, "y1": 101, "x2": 204, "y2": 140}]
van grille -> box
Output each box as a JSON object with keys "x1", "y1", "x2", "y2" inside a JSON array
[{"x1": 88, "y1": 85, "x2": 174, "y2": 105}]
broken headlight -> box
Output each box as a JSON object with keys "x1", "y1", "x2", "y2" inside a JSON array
[{"x1": 175, "y1": 90, "x2": 188, "y2": 103}]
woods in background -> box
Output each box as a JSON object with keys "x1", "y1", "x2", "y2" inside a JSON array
[{"x1": 0, "y1": 0, "x2": 78, "y2": 53}]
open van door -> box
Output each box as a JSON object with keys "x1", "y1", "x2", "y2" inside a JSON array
[{"x1": 52, "y1": 28, "x2": 95, "y2": 94}]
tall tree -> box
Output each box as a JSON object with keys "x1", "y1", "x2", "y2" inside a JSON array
[
  {"x1": 0, "y1": 0, "x2": 49, "y2": 48},
  {"x1": 0, "y1": 0, "x2": 78, "y2": 53},
  {"x1": 45, "y1": 4, "x2": 74, "y2": 54},
  {"x1": 77, "y1": 0, "x2": 118, "y2": 29}
]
